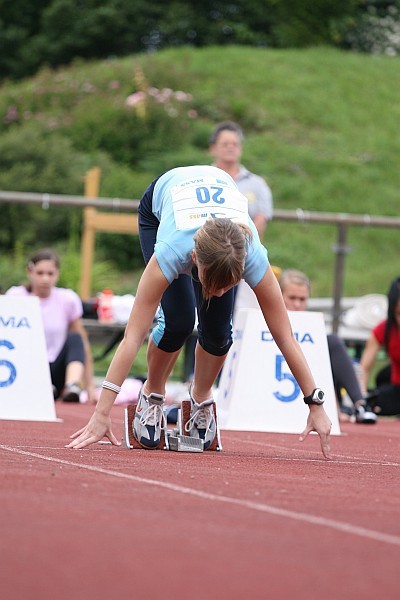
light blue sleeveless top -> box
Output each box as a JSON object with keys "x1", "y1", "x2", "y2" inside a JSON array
[{"x1": 152, "y1": 165, "x2": 269, "y2": 288}]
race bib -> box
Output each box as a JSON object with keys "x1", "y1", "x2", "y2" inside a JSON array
[{"x1": 171, "y1": 176, "x2": 248, "y2": 230}]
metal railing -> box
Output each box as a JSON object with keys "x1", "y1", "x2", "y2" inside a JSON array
[{"x1": 2, "y1": 190, "x2": 400, "y2": 333}]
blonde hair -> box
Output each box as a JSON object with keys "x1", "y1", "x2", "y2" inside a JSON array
[
  {"x1": 279, "y1": 269, "x2": 311, "y2": 293},
  {"x1": 193, "y1": 218, "x2": 252, "y2": 299}
]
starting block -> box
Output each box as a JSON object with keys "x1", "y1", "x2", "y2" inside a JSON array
[
  {"x1": 122, "y1": 404, "x2": 168, "y2": 450},
  {"x1": 122, "y1": 400, "x2": 223, "y2": 452},
  {"x1": 179, "y1": 400, "x2": 223, "y2": 451}
]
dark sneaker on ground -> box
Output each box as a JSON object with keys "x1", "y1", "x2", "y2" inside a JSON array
[
  {"x1": 61, "y1": 383, "x2": 81, "y2": 403},
  {"x1": 133, "y1": 388, "x2": 166, "y2": 449},
  {"x1": 185, "y1": 387, "x2": 216, "y2": 450},
  {"x1": 355, "y1": 401, "x2": 377, "y2": 424},
  {"x1": 339, "y1": 404, "x2": 355, "y2": 422}
]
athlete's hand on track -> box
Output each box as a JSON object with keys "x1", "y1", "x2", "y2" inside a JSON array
[
  {"x1": 66, "y1": 412, "x2": 120, "y2": 449},
  {"x1": 299, "y1": 406, "x2": 332, "y2": 460}
]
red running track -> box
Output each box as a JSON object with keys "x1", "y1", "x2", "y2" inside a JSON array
[{"x1": 1, "y1": 402, "x2": 400, "y2": 600}]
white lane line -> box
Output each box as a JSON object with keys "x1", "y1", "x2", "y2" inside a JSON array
[
  {"x1": 2, "y1": 444, "x2": 400, "y2": 548},
  {"x1": 233, "y1": 438, "x2": 400, "y2": 467},
  {"x1": 5, "y1": 444, "x2": 110, "y2": 451}
]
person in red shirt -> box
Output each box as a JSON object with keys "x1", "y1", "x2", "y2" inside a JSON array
[{"x1": 361, "y1": 277, "x2": 400, "y2": 415}]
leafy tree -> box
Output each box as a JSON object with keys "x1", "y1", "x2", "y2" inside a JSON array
[
  {"x1": 268, "y1": 0, "x2": 361, "y2": 47},
  {"x1": 336, "y1": 0, "x2": 400, "y2": 55},
  {"x1": 0, "y1": 0, "x2": 52, "y2": 78},
  {"x1": 0, "y1": 1, "x2": 371, "y2": 80},
  {"x1": 34, "y1": 0, "x2": 160, "y2": 65}
]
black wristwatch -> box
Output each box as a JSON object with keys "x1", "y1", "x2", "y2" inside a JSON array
[{"x1": 303, "y1": 388, "x2": 325, "y2": 406}]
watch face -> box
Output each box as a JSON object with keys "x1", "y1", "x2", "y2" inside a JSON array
[
  {"x1": 304, "y1": 388, "x2": 324, "y2": 404},
  {"x1": 311, "y1": 389, "x2": 324, "y2": 404}
]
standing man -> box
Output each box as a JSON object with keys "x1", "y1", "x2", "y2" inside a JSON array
[{"x1": 209, "y1": 121, "x2": 273, "y2": 240}]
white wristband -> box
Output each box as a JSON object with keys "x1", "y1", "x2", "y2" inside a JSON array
[{"x1": 101, "y1": 380, "x2": 121, "y2": 394}]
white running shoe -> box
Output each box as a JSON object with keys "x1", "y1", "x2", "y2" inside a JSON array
[
  {"x1": 133, "y1": 387, "x2": 167, "y2": 449},
  {"x1": 185, "y1": 387, "x2": 216, "y2": 450}
]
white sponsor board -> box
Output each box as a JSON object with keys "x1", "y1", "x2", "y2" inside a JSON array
[
  {"x1": 218, "y1": 309, "x2": 341, "y2": 435},
  {"x1": 0, "y1": 296, "x2": 58, "y2": 421}
]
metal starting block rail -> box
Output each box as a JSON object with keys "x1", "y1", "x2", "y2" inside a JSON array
[{"x1": 167, "y1": 433, "x2": 204, "y2": 452}]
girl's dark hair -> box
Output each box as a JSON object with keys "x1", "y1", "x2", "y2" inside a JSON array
[
  {"x1": 26, "y1": 248, "x2": 60, "y2": 292},
  {"x1": 28, "y1": 248, "x2": 60, "y2": 269},
  {"x1": 384, "y1": 277, "x2": 400, "y2": 351}
]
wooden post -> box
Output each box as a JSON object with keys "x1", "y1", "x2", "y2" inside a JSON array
[{"x1": 80, "y1": 167, "x2": 101, "y2": 299}]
